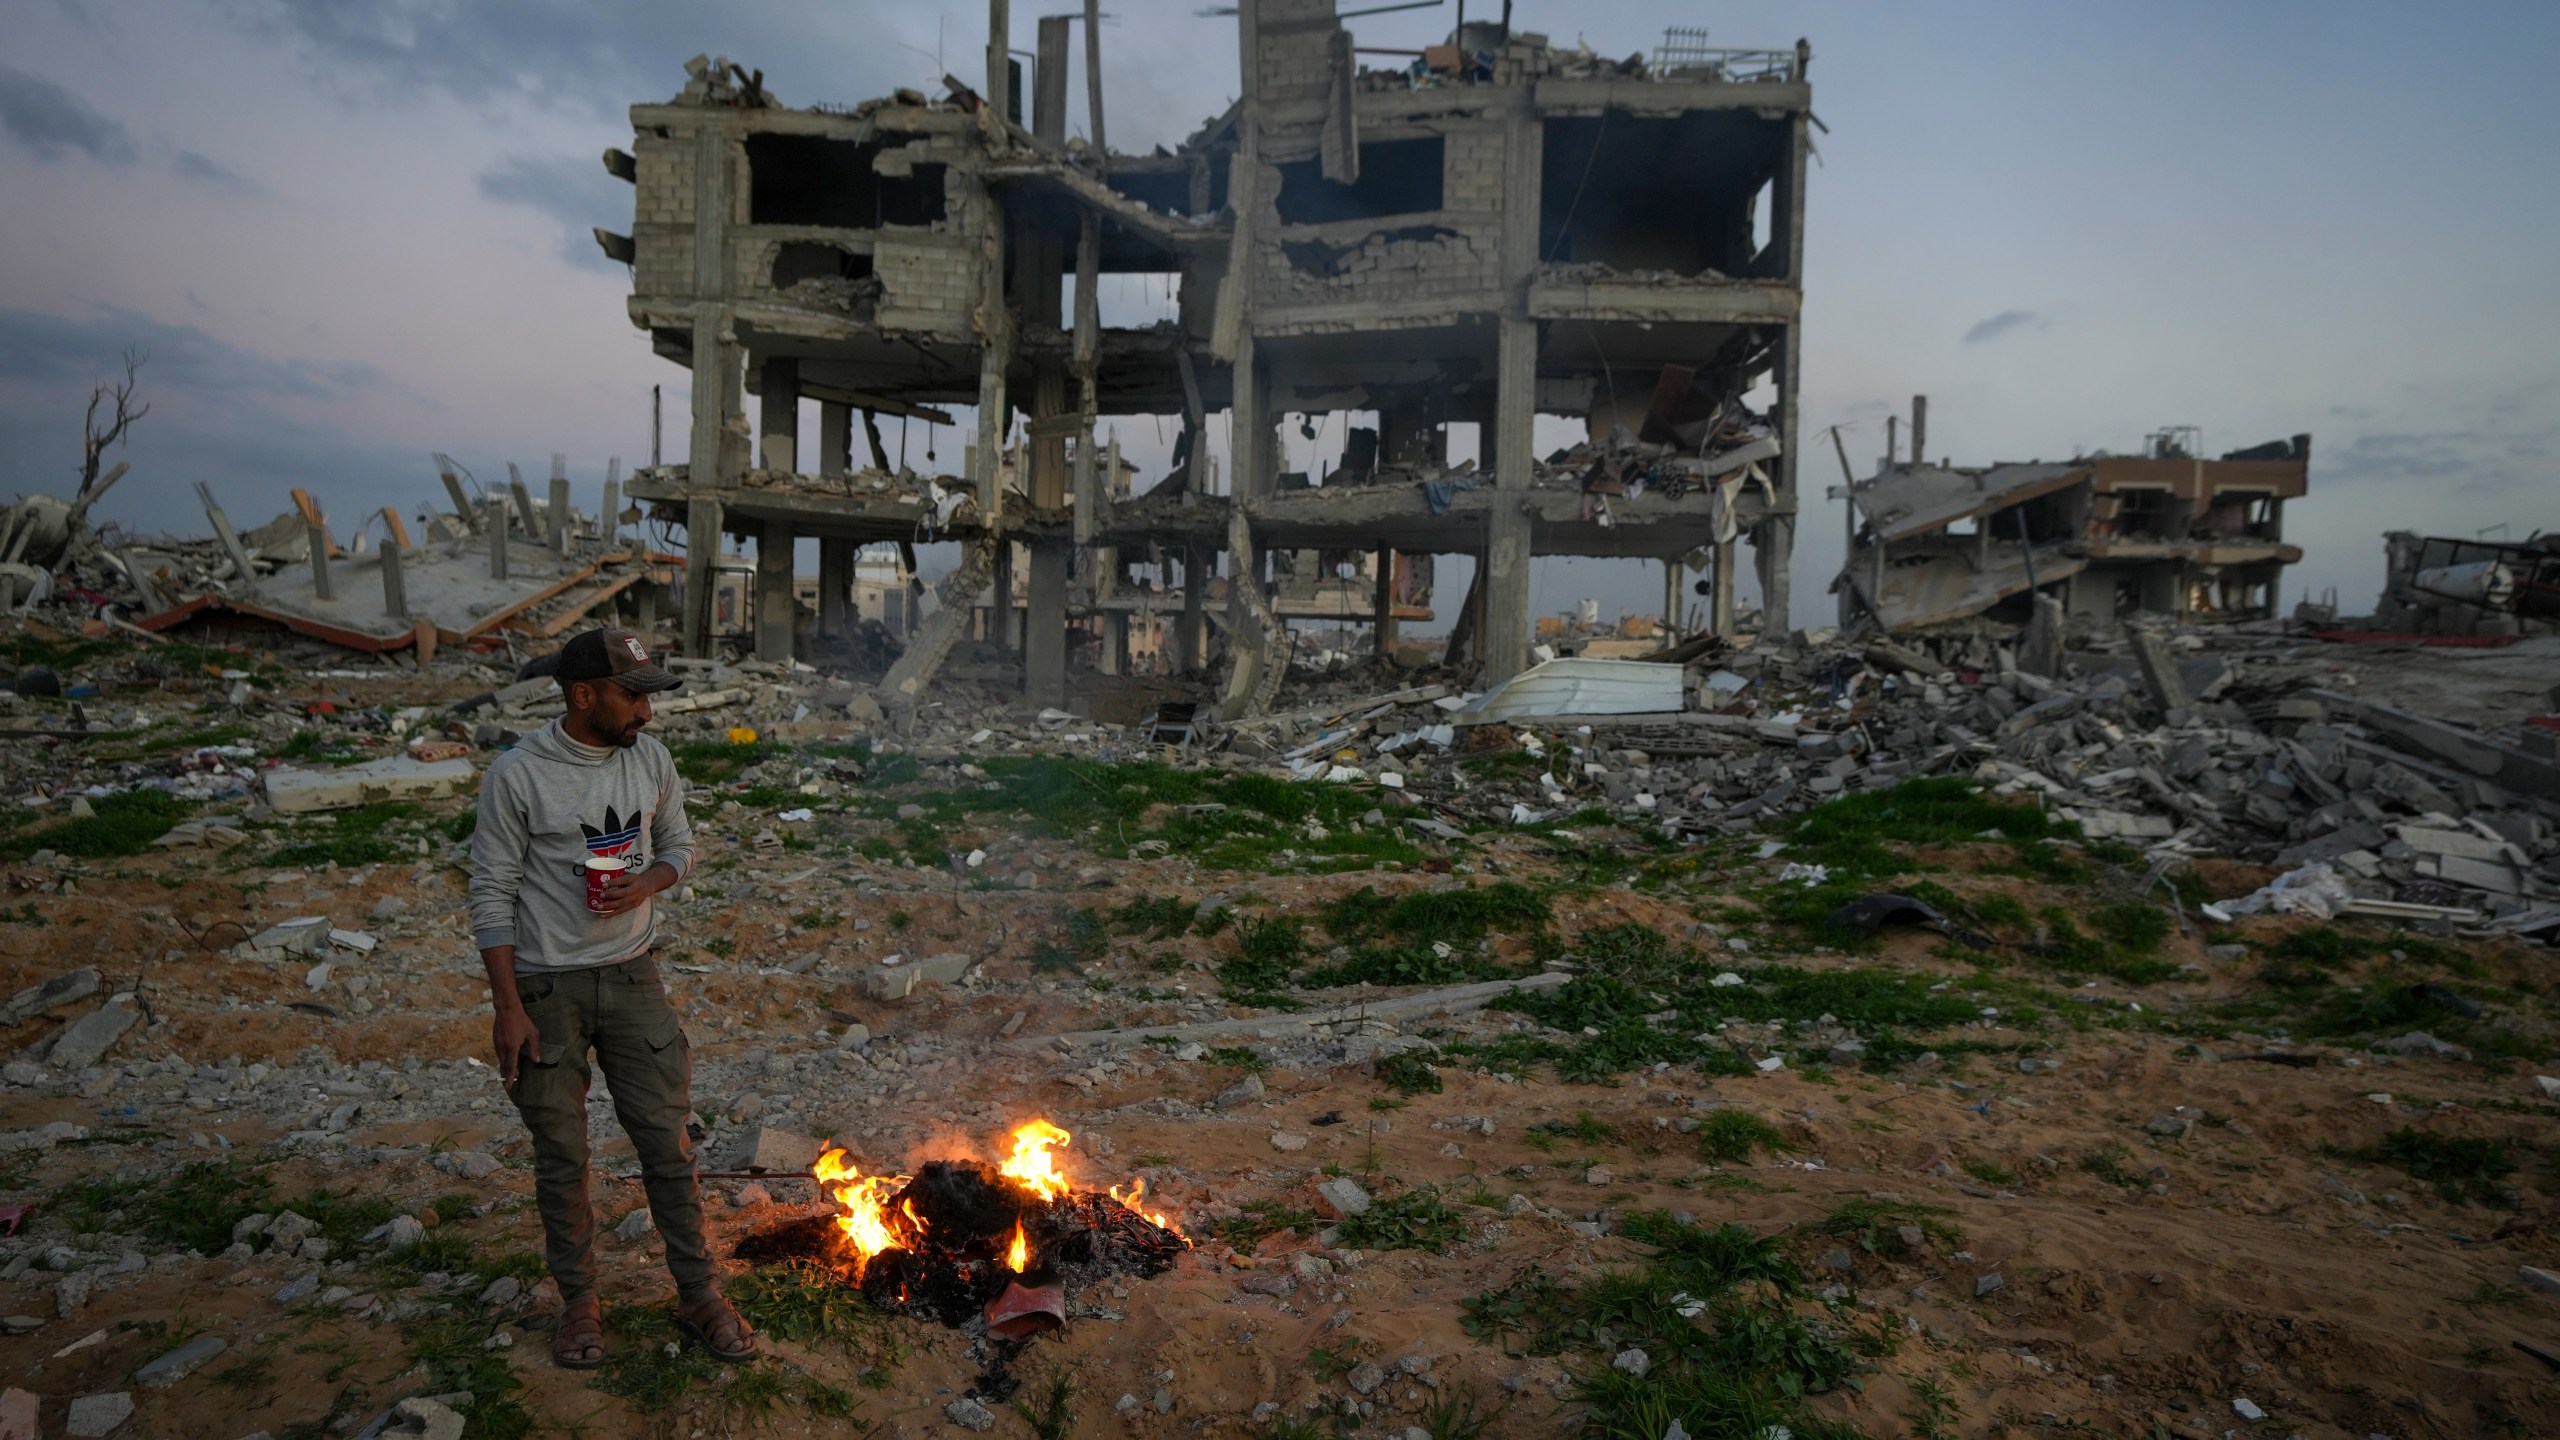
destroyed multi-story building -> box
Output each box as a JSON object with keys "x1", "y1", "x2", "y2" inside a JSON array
[
  {"x1": 1834, "y1": 399, "x2": 2311, "y2": 634},
  {"x1": 607, "y1": 1, "x2": 1811, "y2": 715}
]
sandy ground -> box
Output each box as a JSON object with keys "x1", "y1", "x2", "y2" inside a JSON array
[{"x1": 0, "y1": 644, "x2": 2555, "y2": 1439}]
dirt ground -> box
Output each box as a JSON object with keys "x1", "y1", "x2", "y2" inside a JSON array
[{"x1": 0, "y1": 647, "x2": 2555, "y2": 1440}]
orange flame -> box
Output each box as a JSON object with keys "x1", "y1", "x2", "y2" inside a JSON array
[
  {"x1": 1005, "y1": 1219, "x2": 1029, "y2": 1272},
  {"x1": 812, "y1": 1146, "x2": 916, "y2": 1275},
  {"x1": 999, "y1": 1119, "x2": 1075, "y2": 1201},
  {"x1": 1110, "y1": 1177, "x2": 1184, "y2": 1237}
]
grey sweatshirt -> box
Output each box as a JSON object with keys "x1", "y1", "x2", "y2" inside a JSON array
[{"x1": 468, "y1": 719, "x2": 696, "y2": 972}]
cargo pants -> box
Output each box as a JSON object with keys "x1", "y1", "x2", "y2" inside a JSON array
[{"x1": 508, "y1": 953, "x2": 714, "y2": 1303}]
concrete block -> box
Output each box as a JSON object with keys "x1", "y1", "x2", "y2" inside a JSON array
[
  {"x1": 46, "y1": 1002, "x2": 138, "y2": 1071},
  {"x1": 0, "y1": 967, "x2": 97, "y2": 1025},
  {"x1": 855, "y1": 952, "x2": 974, "y2": 1002},
  {"x1": 133, "y1": 1334, "x2": 227, "y2": 1389},
  {"x1": 264, "y1": 756, "x2": 476, "y2": 815},
  {"x1": 721, "y1": 1125, "x2": 826, "y2": 1175}
]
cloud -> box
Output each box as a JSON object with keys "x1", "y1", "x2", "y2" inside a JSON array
[
  {"x1": 230, "y1": 0, "x2": 918, "y2": 120},
  {"x1": 0, "y1": 60, "x2": 137, "y2": 164},
  {"x1": 0, "y1": 303, "x2": 388, "y2": 401},
  {"x1": 1962, "y1": 308, "x2": 2044, "y2": 346},
  {"x1": 0, "y1": 304, "x2": 423, "y2": 537},
  {"x1": 477, "y1": 154, "x2": 629, "y2": 273},
  {"x1": 2315, "y1": 424, "x2": 2556, "y2": 497},
  {"x1": 170, "y1": 149, "x2": 265, "y2": 197}
]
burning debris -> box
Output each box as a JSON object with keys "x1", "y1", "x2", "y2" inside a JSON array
[{"x1": 737, "y1": 1121, "x2": 1187, "y2": 1334}]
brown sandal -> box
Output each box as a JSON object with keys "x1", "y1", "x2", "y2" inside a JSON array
[
  {"x1": 553, "y1": 1294, "x2": 608, "y2": 1370},
  {"x1": 673, "y1": 1293, "x2": 757, "y2": 1363}
]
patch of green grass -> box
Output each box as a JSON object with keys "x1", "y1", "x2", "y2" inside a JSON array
[
  {"x1": 1421, "y1": 1384, "x2": 1505, "y2": 1440},
  {"x1": 1961, "y1": 1157, "x2": 2017, "y2": 1188},
  {"x1": 2079, "y1": 1145, "x2": 2144, "y2": 1190},
  {"x1": 1695, "y1": 1110, "x2": 1794, "y2": 1165},
  {"x1": 267, "y1": 801, "x2": 425, "y2": 868},
  {"x1": 405, "y1": 1310, "x2": 535, "y2": 1440},
  {"x1": 1206, "y1": 1045, "x2": 1268, "y2": 1073},
  {"x1": 2, "y1": 788, "x2": 194, "y2": 860},
  {"x1": 1217, "y1": 1198, "x2": 1319, "y2": 1248},
  {"x1": 484, "y1": 1249, "x2": 547, "y2": 1286},
  {"x1": 430, "y1": 1193, "x2": 477, "y2": 1226},
  {"x1": 1335, "y1": 1185, "x2": 1468, "y2": 1253},
  {"x1": 383, "y1": 1229, "x2": 476, "y2": 1277},
  {"x1": 594, "y1": 1300, "x2": 719, "y2": 1412},
  {"x1": 1905, "y1": 1376, "x2": 1963, "y2": 1440},
  {"x1": 1218, "y1": 914, "x2": 1306, "y2": 1005},
  {"x1": 669, "y1": 739, "x2": 789, "y2": 784},
  {"x1": 61, "y1": 1159, "x2": 269, "y2": 1253},
  {"x1": 2026, "y1": 903, "x2": 2180, "y2": 985},
  {"x1": 1531, "y1": 1112, "x2": 1620, "y2": 1148},
  {"x1": 2352, "y1": 1127, "x2": 2517, "y2": 1205},
  {"x1": 1463, "y1": 1211, "x2": 1866, "y2": 1438},
  {"x1": 1015, "y1": 1372, "x2": 1074, "y2": 1440},
  {"x1": 208, "y1": 1343, "x2": 277, "y2": 1394},
  {"x1": 1110, "y1": 894, "x2": 1199, "y2": 939},
  {"x1": 1376, "y1": 1049, "x2": 1444, "y2": 1096},
  {"x1": 1028, "y1": 905, "x2": 1107, "y2": 976},
  {"x1": 1300, "y1": 882, "x2": 1552, "y2": 987},
  {"x1": 1811, "y1": 1197, "x2": 1959, "y2": 1260},
  {"x1": 289, "y1": 1187, "x2": 403, "y2": 1250}
]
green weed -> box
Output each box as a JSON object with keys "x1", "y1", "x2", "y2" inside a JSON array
[
  {"x1": 1376, "y1": 1050, "x2": 1444, "y2": 1096},
  {"x1": 2353, "y1": 1127, "x2": 2517, "y2": 1205},
  {"x1": 1335, "y1": 1185, "x2": 1468, "y2": 1253},
  {"x1": 1015, "y1": 1372, "x2": 1074, "y2": 1440},
  {"x1": 267, "y1": 801, "x2": 423, "y2": 868},
  {"x1": 1811, "y1": 1197, "x2": 1959, "y2": 1259},
  {"x1": 1695, "y1": 1110, "x2": 1794, "y2": 1165},
  {"x1": 3, "y1": 788, "x2": 194, "y2": 860}
]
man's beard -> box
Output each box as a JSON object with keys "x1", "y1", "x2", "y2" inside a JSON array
[{"x1": 606, "y1": 718, "x2": 646, "y2": 747}]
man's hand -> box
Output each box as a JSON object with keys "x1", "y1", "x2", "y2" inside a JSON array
[
  {"x1": 593, "y1": 860, "x2": 676, "y2": 917},
  {"x1": 493, "y1": 1002, "x2": 541, "y2": 1086}
]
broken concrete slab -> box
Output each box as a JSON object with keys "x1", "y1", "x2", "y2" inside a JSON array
[
  {"x1": 45, "y1": 1002, "x2": 138, "y2": 1071},
  {"x1": 1026, "y1": 972, "x2": 1573, "y2": 1054},
  {"x1": 2313, "y1": 689, "x2": 2560, "y2": 803},
  {"x1": 264, "y1": 756, "x2": 477, "y2": 814},
  {"x1": 2126, "y1": 628, "x2": 2190, "y2": 711},
  {"x1": 855, "y1": 952, "x2": 975, "y2": 1002},
  {"x1": 0, "y1": 968, "x2": 97, "y2": 1025},
  {"x1": 719, "y1": 1125, "x2": 826, "y2": 1175}
]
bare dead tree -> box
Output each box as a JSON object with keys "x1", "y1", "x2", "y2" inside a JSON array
[{"x1": 75, "y1": 346, "x2": 149, "y2": 514}]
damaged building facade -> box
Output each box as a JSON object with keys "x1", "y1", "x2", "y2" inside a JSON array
[
  {"x1": 609, "y1": 1, "x2": 1810, "y2": 716},
  {"x1": 1835, "y1": 399, "x2": 2311, "y2": 636}
]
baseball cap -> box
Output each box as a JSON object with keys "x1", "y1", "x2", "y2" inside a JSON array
[{"x1": 555, "y1": 628, "x2": 683, "y2": 693}]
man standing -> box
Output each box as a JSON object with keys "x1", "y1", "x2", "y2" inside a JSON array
[{"x1": 468, "y1": 627, "x2": 756, "y2": 1368}]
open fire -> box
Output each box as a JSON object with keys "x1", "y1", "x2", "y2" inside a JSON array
[{"x1": 772, "y1": 1119, "x2": 1189, "y2": 1332}]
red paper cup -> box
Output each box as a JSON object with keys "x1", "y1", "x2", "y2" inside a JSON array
[{"x1": 585, "y1": 855, "x2": 629, "y2": 913}]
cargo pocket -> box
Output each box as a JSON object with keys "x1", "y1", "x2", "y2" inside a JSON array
[{"x1": 645, "y1": 1016, "x2": 687, "y2": 1054}]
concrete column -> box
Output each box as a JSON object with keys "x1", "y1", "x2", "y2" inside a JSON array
[
  {"x1": 1662, "y1": 558, "x2": 1682, "y2": 643},
  {"x1": 1230, "y1": 342, "x2": 1270, "y2": 500},
  {"x1": 682, "y1": 306, "x2": 743, "y2": 656},
  {"x1": 1482, "y1": 317, "x2": 1537, "y2": 684},
  {"x1": 1033, "y1": 15, "x2": 1071, "y2": 142},
  {"x1": 970, "y1": 179, "x2": 1011, "y2": 516},
  {"x1": 1177, "y1": 544, "x2": 1206, "y2": 674},
  {"x1": 819, "y1": 402, "x2": 852, "y2": 477},
  {"x1": 818, "y1": 538, "x2": 854, "y2": 638},
  {"x1": 600, "y1": 477, "x2": 620, "y2": 547},
  {"x1": 438, "y1": 468, "x2": 481, "y2": 534},
  {"x1": 991, "y1": 541, "x2": 1016, "y2": 654},
  {"x1": 1373, "y1": 547, "x2": 1398, "y2": 656},
  {"x1": 758, "y1": 357, "x2": 800, "y2": 474},
  {"x1": 1100, "y1": 611, "x2": 1127, "y2": 677},
  {"x1": 380, "y1": 540, "x2": 406, "y2": 619},
  {"x1": 755, "y1": 518, "x2": 795, "y2": 663},
  {"x1": 488, "y1": 498, "x2": 512, "y2": 581},
  {"x1": 1025, "y1": 543, "x2": 1069, "y2": 707},
  {"x1": 548, "y1": 475, "x2": 572, "y2": 555},
  {"x1": 306, "y1": 522, "x2": 335, "y2": 602},
  {"x1": 1711, "y1": 538, "x2": 1736, "y2": 635}
]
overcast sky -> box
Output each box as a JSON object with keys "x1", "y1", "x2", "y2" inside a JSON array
[{"x1": 3, "y1": 0, "x2": 2554, "y2": 631}]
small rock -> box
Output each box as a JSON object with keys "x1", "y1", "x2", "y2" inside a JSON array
[
  {"x1": 1975, "y1": 1272, "x2": 2004, "y2": 1297},
  {"x1": 0, "y1": 1315, "x2": 39, "y2": 1335},
  {"x1": 732, "y1": 1183, "x2": 773, "y2": 1208},
  {"x1": 944, "y1": 1397, "x2": 997, "y2": 1431},
  {"x1": 395, "y1": 1397, "x2": 467, "y2": 1440},
  {"x1": 1269, "y1": 1132, "x2": 1309, "y2": 1153},
  {"x1": 2205, "y1": 944, "x2": 2248, "y2": 962},
  {"x1": 1345, "y1": 1362, "x2": 1387, "y2": 1396},
  {"x1": 1897, "y1": 1225, "x2": 1927, "y2": 1251},
  {"x1": 2519, "y1": 1265, "x2": 2560, "y2": 1294},
  {"x1": 265, "y1": 1210, "x2": 317, "y2": 1248},
  {"x1": 1213, "y1": 1072, "x2": 1266, "y2": 1109},
  {"x1": 1817, "y1": 1248, "x2": 1855, "y2": 1273},
  {"x1": 65, "y1": 1392, "x2": 134, "y2": 1437},
  {"x1": 1611, "y1": 1347, "x2": 1650, "y2": 1377},
  {"x1": 1313, "y1": 1177, "x2": 1371, "y2": 1218},
  {"x1": 2377, "y1": 1031, "x2": 2470, "y2": 1060},
  {"x1": 1583, "y1": 1166, "x2": 1613, "y2": 1186},
  {"x1": 2231, "y1": 1397, "x2": 2265, "y2": 1422},
  {"x1": 1239, "y1": 1272, "x2": 1296, "y2": 1298},
  {"x1": 1151, "y1": 1388, "x2": 1174, "y2": 1415},
  {"x1": 2534, "y1": 1076, "x2": 2560, "y2": 1101},
  {"x1": 2146, "y1": 1114, "x2": 2194, "y2": 1139},
  {"x1": 1115, "y1": 1394, "x2": 1139, "y2": 1414},
  {"x1": 614, "y1": 1208, "x2": 656, "y2": 1242},
  {"x1": 479, "y1": 1275, "x2": 523, "y2": 1307},
  {"x1": 381, "y1": 1215, "x2": 426, "y2": 1252},
  {"x1": 1502, "y1": 1193, "x2": 1536, "y2": 1217},
  {"x1": 135, "y1": 1334, "x2": 227, "y2": 1389}
]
